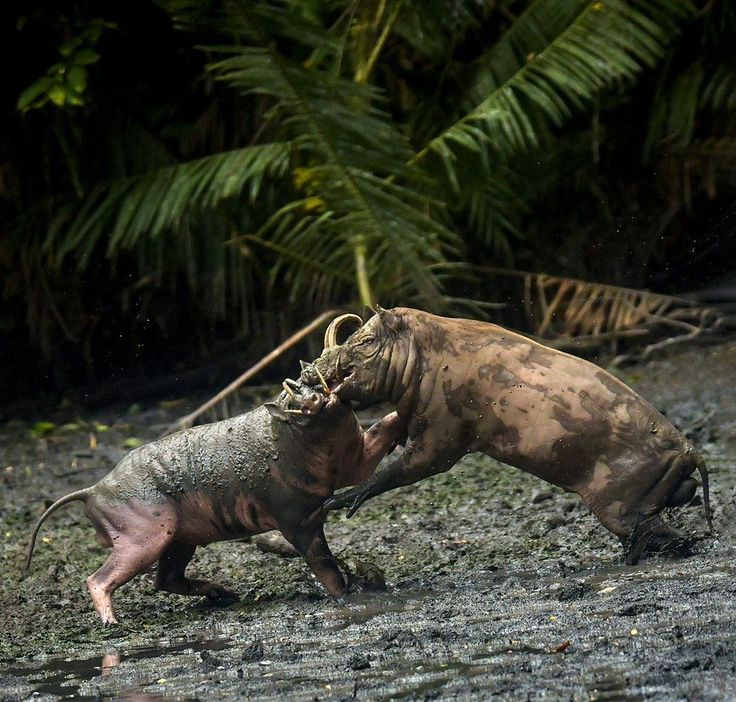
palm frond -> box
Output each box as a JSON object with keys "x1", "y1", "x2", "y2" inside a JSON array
[
  {"x1": 207, "y1": 5, "x2": 461, "y2": 309},
  {"x1": 701, "y1": 63, "x2": 736, "y2": 112},
  {"x1": 462, "y1": 0, "x2": 587, "y2": 108},
  {"x1": 645, "y1": 60, "x2": 704, "y2": 154},
  {"x1": 438, "y1": 157, "x2": 527, "y2": 261},
  {"x1": 49, "y1": 142, "x2": 292, "y2": 267},
  {"x1": 415, "y1": 0, "x2": 695, "y2": 169}
]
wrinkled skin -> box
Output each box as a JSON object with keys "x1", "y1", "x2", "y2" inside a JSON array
[
  {"x1": 26, "y1": 382, "x2": 403, "y2": 624},
  {"x1": 303, "y1": 307, "x2": 711, "y2": 563}
]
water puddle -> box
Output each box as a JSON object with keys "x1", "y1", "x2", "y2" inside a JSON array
[
  {"x1": 584, "y1": 551, "x2": 736, "y2": 592},
  {"x1": 371, "y1": 642, "x2": 576, "y2": 700},
  {"x1": 319, "y1": 588, "x2": 433, "y2": 630},
  {"x1": 585, "y1": 665, "x2": 643, "y2": 701},
  {"x1": 5, "y1": 634, "x2": 233, "y2": 700}
]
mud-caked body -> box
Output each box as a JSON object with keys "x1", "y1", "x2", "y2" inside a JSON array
[
  {"x1": 304, "y1": 308, "x2": 711, "y2": 562},
  {"x1": 27, "y1": 383, "x2": 403, "y2": 624}
]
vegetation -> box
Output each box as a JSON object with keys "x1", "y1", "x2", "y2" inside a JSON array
[{"x1": 2, "y1": 0, "x2": 735, "y2": 397}]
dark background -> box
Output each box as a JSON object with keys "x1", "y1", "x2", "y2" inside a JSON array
[{"x1": 2, "y1": 0, "x2": 735, "y2": 408}]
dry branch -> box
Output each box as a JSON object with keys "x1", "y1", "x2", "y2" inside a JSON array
[{"x1": 166, "y1": 309, "x2": 342, "y2": 433}]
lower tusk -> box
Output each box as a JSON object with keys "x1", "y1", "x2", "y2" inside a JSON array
[
  {"x1": 284, "y1": 409, "x2": 306, "y2": 415},
  {"x1": 313, "y1": 366, "x2": 330, "y2": 396}
]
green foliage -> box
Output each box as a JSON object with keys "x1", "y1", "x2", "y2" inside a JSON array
[
  {"x1": 16, "y1": 19, "x2": 111, "y2": 112},
  {"x1": 206, "y1": 14, "x2": 457, "y2": 308},
  {"x1": 54, "y1": 142, "x2": 293, "y2": 266},
  {"x1": 31, "y1": 422, "x2": 56, "y2": 438},
  {"x1": 419, "y1": 0, "x2": 695, "y2": 167},
  {"x1": 643, "y1": 0, "x2": 736, "y2": 207},
  {"x1": 54, "y1": 0, "x2": 693, "y2": 309},
  {"x1": 4, "y1": 0, "x2": 734, "y2": 384}
]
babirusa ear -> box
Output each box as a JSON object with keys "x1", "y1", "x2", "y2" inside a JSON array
[
  {"x1": 376, "y1": 306, "x2": 402, "y2": 332},
  {"x1": 265, "y1": 402, "x2": 289, "y2": 422}
]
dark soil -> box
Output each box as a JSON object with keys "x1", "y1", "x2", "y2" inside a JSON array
[{"x1": 1, "y1": 340, "x2": 735, "y2": 701}]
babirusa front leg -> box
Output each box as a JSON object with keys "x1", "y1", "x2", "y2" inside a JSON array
[
  {"x1": 336, "y1": 411, "x2": 406, "y2": 488},
  {"x1": 326, "y1": 443, "x2": 462, "y2": 517},
  {"x1": 285, "y1": 526, "x2": 347, "y2": 598}
]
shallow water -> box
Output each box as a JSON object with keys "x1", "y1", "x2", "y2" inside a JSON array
[{"x1": 6, "y1": 635, "x2": 233, "y2": 700}]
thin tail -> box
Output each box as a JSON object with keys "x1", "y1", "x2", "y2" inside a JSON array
[
  {"x1": 25, "y1": 488, "x2": 92, "y2": 574},
  {"x1": 695, "y1": 454, "x2": 713, "y2": 533}
]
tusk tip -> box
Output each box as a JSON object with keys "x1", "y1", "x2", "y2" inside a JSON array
[{"x1": 312, "y1": 365, "x2": 330, "y2": 396}]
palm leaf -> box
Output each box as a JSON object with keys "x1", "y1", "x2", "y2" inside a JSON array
[
  {"x1": 461, "y1": 0, "x2": 588, "y2": 109},
  {"x1": 49, "y1": 142, "x2": 292, "y2": 266},
  {"x1": 701, "y1": 63, "x2": 736, "y2": 112},
  {"x1": 645, "y1": 59, "x2": 704, "y2": 154},
  {"x1": 414, "y1": 0, "x2": 695, "y2": 170},
  {"x1": 206, "y1": 5, "x2": 461, "y2": 309}
]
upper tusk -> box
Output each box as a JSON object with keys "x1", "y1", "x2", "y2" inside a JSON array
[
  {"x1": 313, "y1": 366, "x2": 330, "y2": 396},
  {"x1": 324, "y1": 313, "x2": 363, "y2": 348},
  {"x1": 282, "y1": 381, "x2": 296, "y2": 398}
]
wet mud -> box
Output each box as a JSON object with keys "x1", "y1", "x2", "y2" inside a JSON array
[{"x1": 1, "y1": 340, "x2": 735, "y2": 700}]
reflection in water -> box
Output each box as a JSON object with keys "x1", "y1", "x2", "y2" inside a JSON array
[
  {"x1": 5, "y1": 635, "x2": 231, "y2": 700},
  {"x1": 322, "y1": 588, "x2": 433, "y2": 629},
  {"x1": 586, "y1": 665, "x2": 644, "y2": 702},
  {"x1": 101, "y1": 649, "x2": 120, "y2": 675}
]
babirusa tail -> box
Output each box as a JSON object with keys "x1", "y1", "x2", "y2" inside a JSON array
[
  {"x1": 25, "y1": 488, "x2": 92, "y2": 574},
  {"x1": 695, "y1": 455, "x2": 713, "y2": 533}
]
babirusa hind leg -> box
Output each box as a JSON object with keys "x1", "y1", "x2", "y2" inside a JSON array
[
  {"x1": 155, "y1": 541, "x2": 238, "y2": 602},
  {"x1": 87, "y1": 530, "x2": 173, "y2": 625}
]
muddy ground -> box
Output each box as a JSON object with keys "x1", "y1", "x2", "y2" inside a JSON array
[{"x1": 1, "y1": 340, "x2": 735, "y2": 701}]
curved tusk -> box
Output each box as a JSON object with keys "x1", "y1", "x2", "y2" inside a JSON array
[
  {"x1": 324, "y1": 313, "x2": 363, "y2": 348},
  {"x1": 313, "y1": 366, "x2": 330, "y2": 396},
  {"x1": 282, "y1": 381, "x2": 296, "y2": 399}
]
